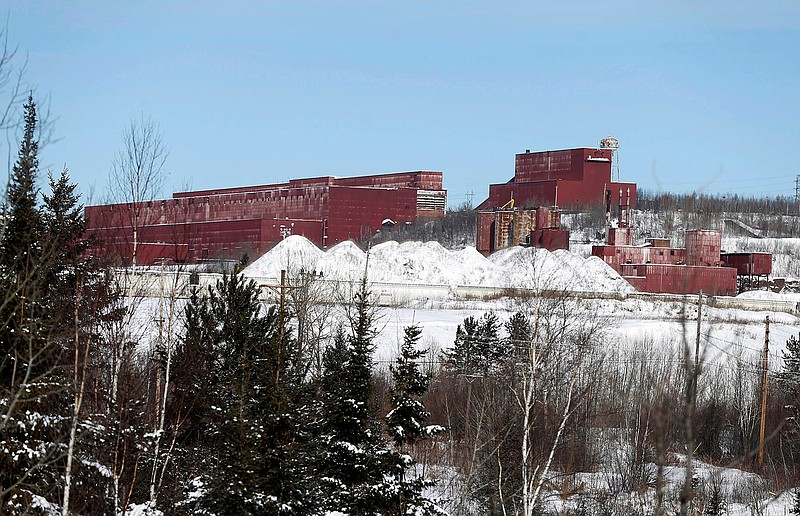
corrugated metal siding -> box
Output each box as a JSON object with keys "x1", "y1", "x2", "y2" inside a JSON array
[
  {"x1": 721, "y1": 253, "x2": 773, "y2": 276},
  {"x1": 530, "y1": 229, "x2": 569, "y2": 251},
  {"x1": 476, "y1": 212, "x2": 495, "y2": 255},
  {"x1": 685, "y1": 230, "x2": 721, "y2": 266},
  {"x1": 86, "y1": 172, "x2": 445, "y2": 265},
  {"x1": 621, "y1": 263, "x2": 737, "y2": 296}
]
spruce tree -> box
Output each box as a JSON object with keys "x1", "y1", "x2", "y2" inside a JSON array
[
  {"x1": 387, "y1": 325, "x2": 440, "y2": 448},
  {"x1": 385, "y1": 324, "x2": 445, "y2": 515},
  {"x1": 171, "y1": 274, "x2": 314, "y2": 515},
  {"x1": 443, "y1": 312, "x2": 507, "y2": 374},
  {"x1": 505, "y1": 311, "x2": 531, "y2": 361},
  {"x1": 0, "y1": 95, "x2": 66, "y2": 513},
  {"x1": 1, "y1": 95, "x2": 42, "y2": 273},
  {"x1": 41, "y1": 168, "x2": 90, "y2": 268},
  {"x1": 316, "y1": 278, "x2": 403, "y2": 515},
  {"x1": 777, "y1": 332, "x2": 800, "y2": 461}
]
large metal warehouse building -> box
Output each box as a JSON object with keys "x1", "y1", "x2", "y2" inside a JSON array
[{"x1": 85, "y1": 171, "x2": 446, "y2": 265}]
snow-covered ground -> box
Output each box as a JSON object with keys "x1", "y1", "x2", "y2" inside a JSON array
[{"x1": 134, "y1": 236, "x2": 800, "y2": 513}]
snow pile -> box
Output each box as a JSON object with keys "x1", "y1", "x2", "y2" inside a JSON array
[
  {"x1": 368, "y1": 241, "x2": 502, "y2": 286},
  {"x1": 242, "y1": 235, "x2": 324, "y2": 279},
  {"x1": 489, "y1": 246, "x2": 634, "y2": 293},
  {"x1": 242, "y1": 236, "x2": 633, "y2": 293},
  {"x1": 737, "y1": 289, "x2": 800, "y2": 302},
  {"x1": 317, "y1": 240, "x2": 367, "y2": 281}
]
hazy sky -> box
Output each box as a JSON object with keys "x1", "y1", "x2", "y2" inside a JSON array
[{"x1": 4, "y1": 1, "x2": 799, "y2": 207}]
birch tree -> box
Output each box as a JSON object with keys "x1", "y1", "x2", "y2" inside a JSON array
[{"x1": 108, "y1": 115, "x2": 168, "y2": 270}]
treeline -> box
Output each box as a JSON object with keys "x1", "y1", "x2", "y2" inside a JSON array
[
  {"x1": 424, "y1": 296, "x2": 800, "y2": 515},
  {"x1": 368, "y1": 201, "x2": 477, "y2": 248},
  {"x1": 638, "y1": 189, "x2": 799, "y2": 216}
]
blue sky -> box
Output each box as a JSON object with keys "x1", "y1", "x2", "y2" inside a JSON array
[{"x1": 3, "y1": 1, "x2": 799, "y2": 207}]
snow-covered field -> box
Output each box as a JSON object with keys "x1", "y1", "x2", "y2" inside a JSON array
[{"x1": 135, "y1": 236, "x2": 800, "y2": 513}]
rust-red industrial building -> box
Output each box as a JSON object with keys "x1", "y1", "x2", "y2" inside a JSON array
[
  {"x1": 592, "y1": 227, "x2": 740, "y2": 296},
  {"x1": 85, "y1": 171, "x2": 446, "y2": 265},
  {"x1": 476, "y1": 147, "x2": 637, "y2": 214},
  {"x1": 475, "y1": 205, "x2": 569, "y2": 255},
  {"x1": 476, "y1": 145, "x2": 634, "y2": 255}
]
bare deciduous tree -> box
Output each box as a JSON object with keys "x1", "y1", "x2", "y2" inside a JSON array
[{"x1": 109, "y1": 115, "x2": 168, "y2": 270}]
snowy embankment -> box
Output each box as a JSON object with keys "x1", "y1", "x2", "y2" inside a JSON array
[{"x1": 242, "y1": 235, "x2": 634, "y2": 294}]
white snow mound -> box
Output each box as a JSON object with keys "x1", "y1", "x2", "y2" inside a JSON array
[
  {"x1": 242, "y1": 235, "x2": 324, "y2": 279},
  {"x1": 241, "y1": 236, "x2": 633, "y2": 293}
]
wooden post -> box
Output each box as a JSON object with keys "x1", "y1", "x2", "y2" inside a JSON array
[
  {"x1": 693, "y1": 291, "x2": 703, "y2": 414},
  {"x1": 758, "y1": 315, "x2": 770, "y2": 467}
]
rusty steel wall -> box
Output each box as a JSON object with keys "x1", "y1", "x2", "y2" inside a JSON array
[
  {"x1": 326, "y1": 187, "x2": 418, "y2": 244},
  {"x1": 530, "y1": 228, "x2": 569, "y2": 251},
  {"x1": 685, "y1": 230, "x2": 722, "y2": 266},
  {"x1": 535, "y1": 206, "x2": 550, "y2": 229},
  {"x1": 335, "y1": 171, "x2": 443, "y2": 190},
  {"x1": 592, "y1": 244, "x2": 687, "y2": 269},
  {"x1": 492, "y1": 211, "x2": 515, "y2": 251},
  {"x1": 515, "y1": 148, "x2": 614, "y2": 183},
  {"x1": 646, "y1": 238, "x2": 672, "y2": 248},
  {"x1": 171, "y1": 171, "x2": 444, "y2": 198},
  {"x1": 476, "y1": 182, "x2": 559, "y2": 210},
  {"x1": 620, "y1": 263, "x2": 737, "y2": 296},
  {"x1": 607, "y1": 228, "x2": 634, "y2": 246},
  {"x1": 476, "y1": 211, "x2": 495, "y2": 255},
  {"x1": 721, "y1": 253, "x2": 773, "y2": 276},
  {"x1": 86, "y1": 171, "x2": 445, "y2": 265}
]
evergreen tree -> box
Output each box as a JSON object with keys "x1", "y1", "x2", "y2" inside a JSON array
[
  {"x1": 778, "y1": 333, "x2": 800, "y2": 392},
  {"x1": 41, "y1": 168, "x2": 91, "y2": 268},
  {"x1": 443, "y1": 312, "x2": 507, "y2": 374},
  {"x1": 505, "y1": 311, "x2": 531, "y2": 361},
  {"x1": 385, "y1": 324, "x2": 445, "y2": 515},
  {"x1": 386, "y1": 325, "x2": 440, "y2": 448},
  {"x1": 1, "y1": 95, "x2": 42, "y2": 273},
  {"x1": 776, "y1": 332, "x2": 800, "y2": 469},
  {"x1": 0, "y1": 95, "x2": 67, "y2": 513},
  {"x1": 316, "y1": 278, "x2": 406, "y2": 515},
  {"x1": 171, "y1": 274, "x2": 314, "y2": 515}
]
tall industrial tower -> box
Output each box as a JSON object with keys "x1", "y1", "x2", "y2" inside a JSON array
[{"x1": 600, "y1": 136, "x2": 620, "y2": 182}]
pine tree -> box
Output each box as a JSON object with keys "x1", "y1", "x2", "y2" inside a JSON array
[{"x1": 443, "y1": 312, "x2": 508, "y2": 374}]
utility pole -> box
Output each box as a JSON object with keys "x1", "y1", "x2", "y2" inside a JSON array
[
  {"x1": 260, "y1": 269, "x2": 301, "y2": 338},
  {"x1": 758, "y1": 315, "x2": 770, "y2": 468},
  {"x1": 693, "y1": 291, "x2": 703, "y2": 414}
]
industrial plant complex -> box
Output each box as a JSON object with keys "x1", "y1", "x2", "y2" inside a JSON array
[{"x1": 85, "y1": 140, "x2": 772, "y2": 297}]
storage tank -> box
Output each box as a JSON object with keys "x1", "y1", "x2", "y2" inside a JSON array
[{"x1": 685, "y1": 230, "x2": 721, "y2": 267}]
